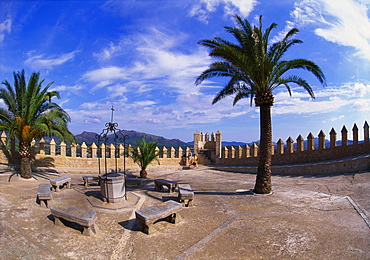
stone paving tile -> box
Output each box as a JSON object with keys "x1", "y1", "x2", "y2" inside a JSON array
[{"x1": 0, "y1": 168, "x2": 369, "y2": 259}]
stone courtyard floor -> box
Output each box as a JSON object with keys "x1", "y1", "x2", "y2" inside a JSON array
[{"x1": 0, "y1": 166, "x2": 369, "y2": 260}]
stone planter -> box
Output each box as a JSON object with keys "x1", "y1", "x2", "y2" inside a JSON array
[{"x1": 99, "y1": 173, "x2": 126, "y2": 203}]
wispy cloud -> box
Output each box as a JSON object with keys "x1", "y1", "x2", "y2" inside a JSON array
[
  {"x1": 287, "y1": 0, "x2": 370, "y2": 61},
  {"x1": 51, "y1": 84, "x2": 84, "y2": 96},
  {"x1": 83, "y1": 28, "x2": 211, "y2": 95},
  {"x1": 83, "y1": 66, "x2": 130, "y2": 87},
  {"x1": 0, "y1": 18, "x2": 11, "y2": 44},
  {"x1": 329, "y1": 115, "x2": 345, "y2": 121},
  {"x1": 93, "y1": 42, "x2": 121, "y2": 61},
  {"x1": 273, "y1": 82, "x2": 370, "y2": 115},
  {"x1": 24, "y1": 51, "x2": 78, "y2": 70}
]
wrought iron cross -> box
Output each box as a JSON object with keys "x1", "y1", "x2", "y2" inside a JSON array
[{"x1": 111, "y1": 106, "x2": 114, "y2": 123}]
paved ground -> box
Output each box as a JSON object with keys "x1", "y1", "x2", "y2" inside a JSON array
[{"x1": 0, "y1": 166, "x2": 369, "y2": 260}]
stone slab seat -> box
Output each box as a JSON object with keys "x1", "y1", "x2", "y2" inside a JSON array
[
  {"x1": 178, "y1": 184, "x2": 194, "y2": 207},
  {"x1": 82, "y1": 176, "x2": 99, "y2": 187},
  {"x1": 37, "y1": 183, "x2": 52, "y2": 208},
  {"x1": 50, "y1": 202, "x2": 98, "y2": 236},
  {"x1": 154, "y1": 178, "x2": 178, "y2": 193},
  {"x1": 125, "y1": 177, "x2": 143, "y2": 188},
  {"x1": 135, "y1": 200, "x2": 182, "y2": 235},
  {"x1": 50, "y1": 176, "x2": 71, "y2": 192}
]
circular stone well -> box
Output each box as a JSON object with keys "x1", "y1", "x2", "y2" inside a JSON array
[{"x1": 99, "y1": 172, "x2": 126, "y2": 203}]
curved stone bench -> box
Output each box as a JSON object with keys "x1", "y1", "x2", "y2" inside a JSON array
[
  {"x1": 50, "y1": 203, "x2": 98, "y2": 236},
  {"x1": 50, "y1": 176, "x2": 71, "y2": 192},
  {"x1": 82, "y1": 176, "x2": 99, "y2": 187},
  {"x1": 135, "y1": 200, "x2": 182, "y2": 235},
  {"x1": 154, "y1": 179, "x2": 177, "y2": 193},
  {"x1": 37, "y1": 183, "x2": 52, "y2": 208},
  {"x1": 178, "y1": 184, "x2": 194, "y2": 207}
]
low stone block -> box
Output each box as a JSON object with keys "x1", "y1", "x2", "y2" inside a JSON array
[
  {"x1": 50, "y1": 176, "x2": 71, "y2": 192},
  {"x1": 178, "y1": 184, "x2": 194, "y2": 207},
  {"x1": 126, "y1": 177, "x2": 142, "y2": 188},
  {"x1": 37, "y1": 183, "x2": 52, "y2": 208},
  {"x1": 83, "y1": 176, "x2": 99, "y2": 187},
  {"x1": 154, "y1": 179, "x2": 177, "y2": 193},
  {"x1": 135, "y1": 200, "x2": 182, "y2": 235},
  {"x1": 50, "y1": 202, "x2": 98, "y2": 236}
]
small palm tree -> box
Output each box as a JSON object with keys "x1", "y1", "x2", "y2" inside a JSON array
[
  {"x1": 195, "y1": 15, "x2": 326, "y2": 194},
  {"x1": 128, "y1": 138, "x2": 160, "y2": 178},
  {"x1": 0, "y1": 70, "x2": 75, "y2": 179}
]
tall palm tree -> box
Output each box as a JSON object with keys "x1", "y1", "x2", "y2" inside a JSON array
[
  {"x1": 195, "y1": 15, "x2": 326, "y2": 194},
  {"x1": 0, "y1": 70, "x2": 75, "y2": 179},
  {"x1": 128, "y1": 138, "x2": 160, "y2": 178}
]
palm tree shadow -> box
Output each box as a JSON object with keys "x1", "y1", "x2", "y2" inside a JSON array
[
  {"x1": 32, "y1": 156, "x2": 56, "y2": 172},
  {"x1": 1, "y1": 142, "x2": 20, "y2": 171}
]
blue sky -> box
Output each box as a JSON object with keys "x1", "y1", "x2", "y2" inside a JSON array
[{"x1": 0, "y1": 0, "x2": 369, "y2": 143}]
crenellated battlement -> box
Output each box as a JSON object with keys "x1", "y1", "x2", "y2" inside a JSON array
[
  {"x1": 194, "y1": 121, "x2": 370, "y2": 172},
  {"x1": 0, "y1": 134, "x2": 191, "y2": 173},
  {"x1": 0, "y1": 121, "x2": 369, "y2": 175}
]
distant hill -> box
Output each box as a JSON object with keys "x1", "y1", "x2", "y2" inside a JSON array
[
  {"x1": 74, "y1": 130, "x2": 190, "y2": 148},
  {"x1": 43, "y1": 132, "x2": 360, "y2": 150},
  {"x1": 223, "y1": 141, "x2": 257, "y2": 146}
]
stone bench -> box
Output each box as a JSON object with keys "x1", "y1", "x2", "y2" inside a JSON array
[
  {"x1": 50, "y1": 203, "x2": 99, "y2": 236},
  {"x1": 154, "y1": 179, "x2": 177, "y2": 193},
  {"x1": 37, "y1": 183, "x2": 52, "y2": 208},
  {"x1": 126, "y1": 177, "x2": 142, "y2": 188},
  {"x1": 135, "y1": 200, "x2": 182, "y2": 235},
  {"x1": 82, "y1": 176, "x2": 99, "y2": 187},
  {"x1": 50, "y1": 176, "x2": 71, "y2": 192},
  {"x1": 178, "y1": 184, "x2": 194, "y2": 207}
]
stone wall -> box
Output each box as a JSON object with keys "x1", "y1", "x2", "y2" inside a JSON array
[
  {"x1": 195, "y1": 121, "x2": 370, "y2": 171},
  {"x1": 211, "y1": 154, "x2": 370, "y2": 176},
  {"x1": 0, "y1": 132, "x2": 190, "y2": 174},
  {"x1": 1, "y1": 120, "x2": 369, "y2": 175}
]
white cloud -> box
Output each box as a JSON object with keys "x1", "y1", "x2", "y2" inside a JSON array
[
  {"x1": 329, "y1": 115, "x2": 345, "y2": 121},
  {"x1": 133, "y1": 100, "x2": 157, "y2": 107},
  {"x1": 146, "y1": 118, "x2": 162, "y2": 124},
  {"x1": 352, "y1": 98, "x2": 370, "y2": 111},
  {"x1": 83, "y1": 28, "x2": 211, "y2": 94},
  {"x1": 189, "y1": 0, "x2": 257, "y2": 23},
  {"x1": 272, "y1": 81, "x2": 370, "y2": 116},
  {"x1": 0, "y1": 18, "x2": 11, "y2": 44},
  {"x1": 189, "y1": 4, "x2": 209, "y2": 24},
  {"x1": 288, "y1": 0, "x2": 370, "y2": 61},
  {"x1": 71, "y1": 92, "x2": 253, "y2": 132},
  {"x1": 24, "y1": 51, "x2": 77, "y2": 70},
  {"x1": 51, "y1": 84, "x2": 84, "y2": 93},
  {"x1": 83, "y1": 66, "x2": 130, "y2": 84},
  {"x1": 353, "y1": 82, "x2": 370, "y2": 97},
  {"x1": 106, "y1": 84, "x2": 128, "y2": 98},
  {"x1": 81, "y1": 102, "x2": 100, "y2": 110},
  {"x1": 83, "y1": 118, "x2": 101, "y2": 125},
  {"x1": 223, "y1": 0, "x2": 258, "y2": 17},
  {"x1": 274, "y1": 97, "x2": 348, "y2": 115},
  {"x1": 93, "y1": 42, "x2": 121, "y2": 60}
]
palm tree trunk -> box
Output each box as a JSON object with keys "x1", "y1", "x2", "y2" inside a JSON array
[
  {"x1": 19, "y1": 142, "x2": 32, "y2": 179},
  {"x1": 254, "y1": 104, "x2": 272, "y2": 194},
  {"x1": 140, "y1": 169, "x2": 147, "y2": 179},
  {"x1": 20, "y1": 157, "x2": 32, "y2": 179}
]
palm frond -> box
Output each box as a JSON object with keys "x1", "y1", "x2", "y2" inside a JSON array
[
  {"x1": 195, "y1": 14, "x2": 326, "y2": 108},
  {"x1": 0, "y1": 70, "x2": 75, "y2": 146},
  {"x1": 128, "y1": 138, "x2": 160, "y2": 171}
]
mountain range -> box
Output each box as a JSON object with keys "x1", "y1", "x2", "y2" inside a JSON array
[
  {"x1": 74, "y1": 130, "x2": 191, "y2": 148},
  {"x1": 52, "y1": 130, "x2": 358, "y2": 150}
]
